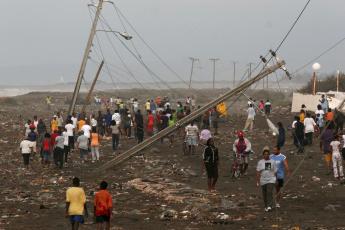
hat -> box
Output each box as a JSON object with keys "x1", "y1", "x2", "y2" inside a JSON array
[
  {"x1": 237, "y1": 130, "x2": 244, "y2": 138},
  {"x1": 262, "y1": 146, "x2": 270, "y2": 153},
  {"x1": 53, "y1": 115, "x2": 57, "y2": 118}
]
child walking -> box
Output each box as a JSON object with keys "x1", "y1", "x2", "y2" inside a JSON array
[{"x1": 330, "y1": 135, "x2": 344, "y2": 180}]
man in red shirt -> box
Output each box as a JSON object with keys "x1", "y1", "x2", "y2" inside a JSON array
[{"x1": 94, "y1": 181, "x2": 113, "y2": 230}]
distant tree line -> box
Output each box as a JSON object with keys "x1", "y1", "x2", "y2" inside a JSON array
[{"x1": 298, "y1": 73, "x2": 345, "y2": 93}]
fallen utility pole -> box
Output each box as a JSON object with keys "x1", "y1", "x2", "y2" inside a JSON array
[
  {"x1": 81, "y1": 60, "x2": 104, "y2": 113},
  {"x1": 68, "y1": 0, "x2": 104, "y2": 115},
  {"x1": 95, "y1": 60, "x2": 285, "y2": 172}
]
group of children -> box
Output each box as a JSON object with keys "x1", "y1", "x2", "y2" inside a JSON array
[{"x1": 66, "y1": 178, "x2": 113, "y2": 230}]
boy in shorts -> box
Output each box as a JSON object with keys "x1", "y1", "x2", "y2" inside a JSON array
[
  {"x1": 94, "y1": 181, "x2": 113, "y2": 230},
  {"x1": 66, "y1": 177, "x2": 88, "y2": 230},
  {"x1": 270, "y1": 146, "x2": 290, "y2": 208}
]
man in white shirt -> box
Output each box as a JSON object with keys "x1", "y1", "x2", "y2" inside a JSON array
[
  {"x1": 65, "y1": 120, "x2": 75, "y2": 150},
  {"x1": 185, "y1": 121, "x2": 199, "y2": 154},
  {"x1": 112, "y1": 110, "x2": 121, "y2": 126},
  {"x1": 303, "y1": 112, "x2": 316, "y2": 145},
  {"x1": 81, "y1": 121, "x2": 92, "y2": 139},
  {"x1": 244, "y1": 104, "x2": 256, "y2": 131},
  {"x1": 20, "y1": 137, "x2": 34, "y2": 169},
  {"x1": 71, "y1": 113, "x2": 78, "y2": 129}
]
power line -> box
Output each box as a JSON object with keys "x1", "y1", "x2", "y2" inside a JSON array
[{"x1": 291, "y1": 35, "x2": 345, "y2": 76}]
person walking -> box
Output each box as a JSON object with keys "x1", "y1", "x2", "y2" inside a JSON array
[
  {"x1": 36, "y1": 118, "x2": 47, "y2": 155},
  {"x1": 146, "y1": 110, "x2": 154, "y2": 136},
  {"x1": 110, "y1": 121, "x2": 120, "y2": 152},
  {"x1": 264, "y1": 100, "x2": 272, "y2": 115},
  {"x1": 185, "y1": 121, "x2": 199, "y2": 154},
  {"x1": 19, "y1": 137, "x2": 34, "y2": 169},
  {"x1": 27, "y1": 127, "x2": 38, "y2": 158},
  {"x1": 243, "y1": 104, "x2": 256, "y2": 132},
  {"x1": 76, "y1": 131, "x2": 89, "y2": 163},
  {"x1": 319, "y1": 94, "x2": 329, "y2": 114},
  {"x1": 65, "y1": 120, "x2": 75, "y2": 152},
  {"x1": 277, "y1": 122, "x2": 285, "y2": 148},
  {"x1": 211, "y1": 107, "x2": 220, "y2": 135},
  {"x1": 54, "y1": 130, "x2": 65, "y2": 169},
  {"x1": 91, "y1": 127, "x2": 101, "y2": 162},
  {"x1": 256, "y1": 146, "x2": 277, "y2": 212},
  {"x1": 202, "y1": 138, "x2": 219, "y2": 192},
  {"x1": 320, "y1": 123, "x2": 335, "y2": 174},
  {"x1": 94, "y1": 181, "x2": 113, "y2": 230},
  {"x1": 270, "y1": 146, "x2": 290, "y2": 208},
  {"x1": 330, "y1": 135, "x2": 344, "y2": 180},
  {"x1": 51, "y1": 115, "x2": 59, "y2": 133},
  {"x1": 304, "y1": 113, "x2": 317, "y2": 145},
  {"x1": 62, "y1": 128, "x2": 70, "y2": 163},
  {"x1": 65, "y1": 177, "x2": 88, "y2": 230},
  {"x1": 135, "y1": 109, "x2": 144, "y2": 143},
  {"x1": 293, "y1": 117, "x2": 305, "y2": 153},
  {"x1": 42, "y1": 133, "x2": 51, "y2": 166}
]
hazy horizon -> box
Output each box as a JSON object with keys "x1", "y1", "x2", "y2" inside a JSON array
[{"x1": 1, "y1": 0, "x2": 344, "y2": 86}]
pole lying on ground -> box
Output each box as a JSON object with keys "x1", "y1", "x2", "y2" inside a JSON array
[
  {"x1": 81, "y1": 60, "x2": 105, "y2": 113},
  {"x1": 95, "y1": 60, "x2": 286, "y2": 172},
  {"x1": 68, "y1": 0, "x2": 104, "y2": 116}
]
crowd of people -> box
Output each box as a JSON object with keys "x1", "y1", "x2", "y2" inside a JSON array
[{"x1": 17, "y1": 92, "x2": 345, "y2": 227}]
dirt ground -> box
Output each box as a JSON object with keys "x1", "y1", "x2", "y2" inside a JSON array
[{"x1": 0, "y1": 90, "x2": 345, "y2": 230}]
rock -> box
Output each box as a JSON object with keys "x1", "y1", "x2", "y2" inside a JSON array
[
  {"x1": 311, "y1": 176, "x2": 320, "y2": 182},
  {"x1": 324, "y1": 204, "x2": 340, "y2": 211},
  {"x1": 49, "y1": 177, "x2": 57, "y2": 184},
  {"x1": 220, "y1": 199, "x2": 238, "y2": 210},
  {"x1": 160, "y1": 209, "x2": 178, "y2": 220},
  {"x1": 184, "y1": 169, "x2": 197, "y2": 177},
  {"x1": 39, "y1": 204, "x2": 48, "y2": 209},
  {"x1": 150, "y1": 148, "x2": 160, "y2": 153},
  {"x1": 216, "y1": 212, "x2": 229, "y2": 220},
  {"x1": 39, "y1": 193, "x2": 53, "y2": 200},
  {"x1": 128, "y1": 209, "x2": 145, "y2": 215}
]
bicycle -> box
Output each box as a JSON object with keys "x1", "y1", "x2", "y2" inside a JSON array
[{"x1": 231, "y1": 152, "x2": 241, "y2": 178}]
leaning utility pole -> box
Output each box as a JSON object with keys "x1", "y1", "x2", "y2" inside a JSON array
[
  {"x1": 209, "y1": 58, "x2": 219, "y2": 89},
  {"x1": 336, "y1": 70, "x2": 340, "y2": 92},
  {"x1": 81, "y1": 60, "x2": 104, "y2": 113},
  {"x1": 188, "y1": 57, "x2": 199, "y2": 89},
  {"x1": 247, "y1": 62, "x2": 254, "y2": 89},
  {"x1": 95, "y1": 59, "x2": 285, "y2": 172},
  {"x1": 232, "y1": 61, "x2": 237, "y2": 89},
  {"x1": 68, "y1": 0, "x2": 104, "y2": 115},
  {"x1": 248, "y1": 62, "x2": 254, "y2": 80}
]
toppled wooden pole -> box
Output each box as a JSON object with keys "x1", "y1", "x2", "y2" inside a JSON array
[{"x1": 95, "y1": 60, "x2": 286, "y2": 172}]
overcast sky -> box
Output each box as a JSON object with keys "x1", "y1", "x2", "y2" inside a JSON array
[{"x1": 0, "y1": 0, "x2": 344, "y2": 86}]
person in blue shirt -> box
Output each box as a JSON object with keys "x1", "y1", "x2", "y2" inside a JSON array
[{"x1": 270, "y1": 146, "x2": 290, "y2": 208}]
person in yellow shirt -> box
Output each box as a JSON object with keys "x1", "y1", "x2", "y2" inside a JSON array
[
  {"x1": 66, "y1": 177, "x2": 88, "y2": 230},
  {"x1": 299, "y1": 109, "x2": 305, "y2": 123},
  {"x1": 51, "y1": 115, "x2": 58, "y2": 133}
]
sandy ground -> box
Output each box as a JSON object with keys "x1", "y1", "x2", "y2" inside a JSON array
[{"x1": 0, "y1": 90, "x2": 345, "y2": 230}]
